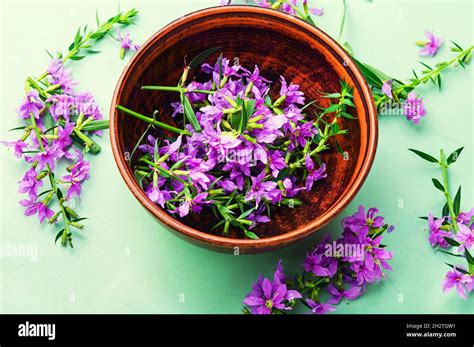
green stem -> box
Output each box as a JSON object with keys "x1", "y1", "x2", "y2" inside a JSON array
[
  {"x1": 439, "y1": 149, "x2": 459, "y2": 232},
  {"x1": 116, "y1": 105, "x2": 190, "y2": 136}
]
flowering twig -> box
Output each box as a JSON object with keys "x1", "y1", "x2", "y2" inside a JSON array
[
  {"x1": 410, "y1": 147, "x2": 474, "y2": 299},
  {"x1": 3, "y1": 8, "x2": 139, "y2": 247},
  {"x1": 242, "y1": 206, "x2": 395, "y2": 314}
]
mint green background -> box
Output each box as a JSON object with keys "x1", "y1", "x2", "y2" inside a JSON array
[{"x1": 0, "y1": 0, "x2": 473, "y2": 314}]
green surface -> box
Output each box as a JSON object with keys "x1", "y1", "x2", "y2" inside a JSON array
[{"x1": 0, "y1": 0, "x2": 473, "y2": 314}]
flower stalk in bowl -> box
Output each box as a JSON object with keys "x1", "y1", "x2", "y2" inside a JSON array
[{"x1": 117, "y1": 52, "x2": 357, "y2": 239}]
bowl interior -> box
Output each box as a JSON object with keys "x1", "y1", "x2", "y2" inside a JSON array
[{"x1": 112, "y1": 7, "x2": 375, "y2": 241}]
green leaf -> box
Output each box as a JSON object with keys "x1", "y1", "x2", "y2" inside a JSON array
[
  {"x1": 465, "y1": 249, "x2": 474, "y2": 265},
  {"x1": 322, "y1": 93, "x2": 341, "y2": 98},
  {"x1": 442, "y1": 202, "x2": 449, "y2": 218},
  {"x1": 244, "y1": 229, "x2": 259, "y2": 240},
  {"x1": 55, "y1": 229, "x2": 65, "y2": 244},
  {"x1": 342, "y1": 98, "x2": 355, "y2": 107},
  {"x1": 188, "y1": 47, "x2": 220, "y2": 69},
  {"x1": 408, "y1": 148, "x2": 438, "y2": 163},
  {"x1": 56, "y1": 188, "x2": 63, "y2": 200},
  {"x1": 431, "y1": 178, "x2": 444, "y2": 192},
  {"x1": 340, "y1": 111, "x2": 357, "y2": 119},
  {"x1": 445, "y1": 263, "x2": 470, "y2": 274},
  {"x1": 437, "y1": 249, "x2": 464, "y2": 258},
  {"x1": 418, "y1": 61, "x2": 433, "y2": 71},
  {"x1": 443, "y1": 237, "x2": 460, "y2": 247},
  {"x1": 447, "y1": 147, "x2": 463, "y2": 165},
  {"x1": 352, "y1": 57, "x2": 383, "y2": 88},
  {"x1": 8, "y1": 125, "x2": 29, "y2": 131},
  {"x1": 453, "y1": 186, "x2": 461, "y2": 215},
  {"x1": 69, "y1": 55, "x2": 85, "y2": 61},
  {"x1": 180, "y1": 93, "x2": 201, "y2": 132}
]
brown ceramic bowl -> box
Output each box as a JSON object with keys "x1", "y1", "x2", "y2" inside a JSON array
[{"x1": 110, "y1": 5, "x2": 377, "y2": 254}]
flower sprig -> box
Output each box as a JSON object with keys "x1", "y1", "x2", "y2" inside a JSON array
[
  {"x1": 242, "y1": 205, "x2": 395, "y2": 314},
  {"x1": 225, "y1": 1, "x2": 473, "y2": 126},
  {"x1": 2, "y1": 8, "x2": 139, "y2": 247},
  {"x1": 117, "y1": 52, "x2": 356, "y2": 239},
  {"x1": 410, "y1": 147, "x2": 474, "y2": 299}
]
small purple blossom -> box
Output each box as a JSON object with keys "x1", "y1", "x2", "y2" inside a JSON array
[
  {"x1": 19, "y1": 199, "x2": 54, "y2": 223},
  {"x1": 16, "y1": 90, "x2": 44, "y2": 119},
  {"x1": 442, "y1": 268, "x2": 472, "y2": 299},
  {"x1": 418, "y1": 31, "x2": 444, "y2": 57},
  {"x1": 1, "y1": 139, "x2": 28, "y2": 159},
  {"x1": 403, "y1": 91, "x2": 426, "y2": 124},
  {"x1": 117, "y1": 30, "x2": 140, "y2": 51},
  {"x1": 62, "y1": 153, "x2": 90, "y2": 200},
  {"x1": 279, "y1": 76, "x2": 305, "y2": 105},
  {"x1": 243, "y1": 261, "x2": 302, "y2": 314},
  {"x1": 18, "y1": 167, "x2": 44, "y2": 200},
  {"x1": 304, "y1": 156, "x2": 326, "y2": 191},
  {"x1": 427, "y1": 214, "x2": 451, "y2": 248},
  {"x1": 381, "y1": 80, "x2": 393, "y2": 99},
  {"x1": 306, "y1": 299, "x2": 336, "y2": 314}
]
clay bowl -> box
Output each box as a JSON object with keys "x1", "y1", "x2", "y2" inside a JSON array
[{"x1": 110, "y1": 5, "x2": 377, "y2": 254}]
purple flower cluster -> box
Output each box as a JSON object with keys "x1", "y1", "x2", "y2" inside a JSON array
[
  {"x1": 427, "y1": 208, "x2": 474, "y2": 299},
  {"x1": 3, "y1": 58, "x2": 102, "y2": 241},
  {"x1": 243, "y1": 205, "x2": 395, "y2": 314},
  {"x1": 135, "y1": 56, "x2": 337, "y2": 238},
  {"x1": 243, "y1": 261, "x2": 302, "y2": 314}
]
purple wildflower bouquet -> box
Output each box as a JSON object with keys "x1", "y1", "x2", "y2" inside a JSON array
[
  {"x1": 410, "y1": 147, "x2": 474, "y2": 299},
  {"x1": 2, "y1": 9, "x2": 139, "y2": 247},
  {"x1": 117, "y1": 52, "x2": 356, "y2": 239},
  {"x1": 242, "y1": 205, "x2": 395, "y2": 314}
]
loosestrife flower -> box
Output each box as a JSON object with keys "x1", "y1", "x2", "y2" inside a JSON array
[
  {"x1": 442, "y1": 268, "x2": 473, "y2": 299},
  {"x1": 118, "y1": 30, "x2": 140, "y2": 59},
  {"x1": 403, "y1": 92, "x2": 426, "y2": 125},
  {"x1": 417, "y1": 31, "x2": 444, "y2": 57},
  {"x1": 381, "y1": 80, "x2": 393, "y2": 99},
  {"x1": 243, "y1": 261, "x2": 302, "y2": 314},
  {"x1": 243, "y1": 206, "x2": 395, "y2": 314},
  {"x1": 16, "y1": 90, "x2": 44, "y2": 119}
]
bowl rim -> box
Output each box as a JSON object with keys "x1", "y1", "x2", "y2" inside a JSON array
[{"x1": 109, "y1": 5, "x2": 378, "y2": 250}]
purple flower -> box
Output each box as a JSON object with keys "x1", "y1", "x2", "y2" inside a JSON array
[
  {"x1": 19, "y1": 199, "x2": 54, "y2": 223},
  {"x1": 175, "y1": 193, "x2": 213, "y2": 218},
  {"x1": 118, "y1": 30, "x2": 140, "y2": 58},
  {"x1": 267, "y1": 150, "x2": 286, "y2": 177},
  {"x1": 306, "y1": 299, "x2": 336, "y2": 314},
  {"x1": 455, "y1": 223, "x2": 474, "y2": 251},
  {"x1": 47, "y1": 59, "x2": 77, "y2": 94},
  {"x1": 418, "y1": 31, "x2": 443, "y2": 57},
  {"x1": 62, "y1": 153, "x2": 90, "y2": 200},
  {"x1": 342, "y1": 205, "x2": 385, "y2": 242},
  {"x1": 18, "y1": 167, "x2": 44, "y2": 199},
  {"x1": 327, "y1": 284, "x2": 362, "y2": 305},
  {"x1": 286, "y1": 121, "x2": 317, "y2": 150},
  {"x1": 145, "y1": 184, "x2": 172, "y2": 208},
  {"x1": 281, "y1": 177, "x2": 302, "y2": 198},
  {"x1": 243, "y1": 261, "x2": 302, "y2": 314},
  {"x1": 427, "y1": 214, "x2": 451, "y2": 248},
  {"x1": 403, "y1": 91, "x2": 426, "y2": 124},
  {"x1": 1, "y1": 139, "x2": 28, "y2": 159},
  {"x1": 442, "y1": 268, "x2": 472, "y2": 299},
  {"x1": 244, "y1": 171, "x2": 282, "y2": 206},
  {"x1": 32, "y1": 144, "x2": 62, "y2": 171},
  {"x1": 304, "y1": 236, "x2": 338, "y2": 277},
  {"x1": 279, "y1": 76, "x2": 305, "y2": 105},
  {"x1": 304, "y1": 156, "x2": 327, "y2": 191},
  {"x1": 16, "y1": 90, "x2": 44, "y2": 119},
  {"x1": 457, "y1": 208, "x2": 474, "y2": 225},
  {"x1": 47, "y1": 94, "x2": 75, "y2": 122},
  {"x1": 381, "y1": 80, "x2": 393, "y2": 99}
]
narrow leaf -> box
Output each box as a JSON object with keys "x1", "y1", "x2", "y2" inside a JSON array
[{"x1": 408, "y1": 148, "x2": 438, "y2": 163}]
